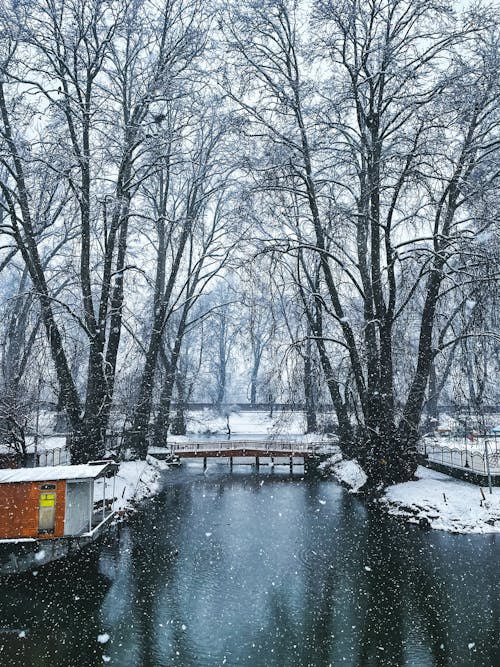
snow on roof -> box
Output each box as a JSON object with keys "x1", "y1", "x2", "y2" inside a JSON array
[{"x1": 0, "y1": 462, "x2": 114, "y2": 484}]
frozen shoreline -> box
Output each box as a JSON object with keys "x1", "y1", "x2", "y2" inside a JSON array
[
  {"x1": 321, "y1": 454, "x2": 500, "y2": 534},
  {"x1": 95, "y1": 457, "x2": 168, "y2": 516},
  {"x1": 381, "y1": 466, "x2": 500, "y2": 534},
  {"x1": 21, "y1": 409, "x2": 500, "y2": 534}
]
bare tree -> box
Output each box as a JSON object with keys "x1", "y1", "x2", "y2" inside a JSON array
[
  {"x1": 222, "y1": 0, "x2": 500, "y2": 485},
  {"x1": 0, "y1": 0, "x2": 210, "y2": 461},
  {"x1": 126, "y1": 99, "x2": 237, "y2": 457}
]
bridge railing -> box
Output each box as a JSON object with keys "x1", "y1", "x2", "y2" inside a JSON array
[
  {"x1": 419, "y1": 440, "x2": 500, "y2": 475},
  {"x1": 161, "y1": 440, "x2": 334, "y2": 454}
]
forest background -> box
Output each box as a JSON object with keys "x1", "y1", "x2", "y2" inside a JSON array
[{"x1": 0, "y1": 0, "x2": 498, "y2": 487}]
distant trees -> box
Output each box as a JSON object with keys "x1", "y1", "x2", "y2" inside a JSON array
[
  {"x1": 127, "y1": 113, "x2": 238, "y2": 457},
  {"x1": 237, "y1": 267, "x2": 276, "y2": 406}
]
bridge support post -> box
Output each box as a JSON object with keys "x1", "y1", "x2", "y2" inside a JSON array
[
  {"x1": 255, "y1": 457, "x2": 260, "y2": 469},
  {"x1": 304, "y1": 456, "x2": 320, "y2": 476},
  {"x1": 230, "y1": 457, "x2": 233, "y2": 470},
  {"x1": 203, "y1": 457, "x2": 207, "y2": 469}
]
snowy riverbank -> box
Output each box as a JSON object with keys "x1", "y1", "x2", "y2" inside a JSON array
[
  {"x1": 95, "y1": 457, "x2": 167, "y2": 515},
  {"x1": 320, "y1": 453, "x2": 500, "y2": 534},
  {"x1": 319, "y1": 449, "x2": 368, "y2": 493},
  {"x1": 381, "y1": 466, "x2": 500, "y2": 534}
]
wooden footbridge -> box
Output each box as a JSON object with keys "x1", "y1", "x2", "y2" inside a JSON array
[{"x1": 150, "y1": 440, "x2": 338, "y2": 471}]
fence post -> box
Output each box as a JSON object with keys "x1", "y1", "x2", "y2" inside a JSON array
[{"x1": 484, "y1": 440, "x2": 493, "y2": 494}]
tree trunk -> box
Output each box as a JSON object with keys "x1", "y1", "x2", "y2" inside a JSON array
[
  {"x1": 128, "y1": 212, "x2": 192, "y2": 457},
  {"x1": 303, "y1": 337, "x2": 317, "y2": 433},
  {"x1": 250, "y1": 351, "x2": 262, "y2": 406},
  {"x1": 171, "y1": 374, "x2": 187, "y2": 436}
]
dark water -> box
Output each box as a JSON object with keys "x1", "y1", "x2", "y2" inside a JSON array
[{"x1": 0, "y1": 462, "x2": 498, "y2": 666}]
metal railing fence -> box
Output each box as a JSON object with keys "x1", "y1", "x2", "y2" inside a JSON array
[
  {"x1": 419, "y1": 440, "x2": 500, "y2": 475},
  {"x1": 36, "y1": 447, "x2": 70, "y2": 467},
  {"x1": 153, "y1": 440, "x2": 336, "y2": 455}
]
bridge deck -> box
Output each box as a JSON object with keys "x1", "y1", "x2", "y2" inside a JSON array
[{"x1": 150, "y1": 440, "x2": 337, "y2": 460}]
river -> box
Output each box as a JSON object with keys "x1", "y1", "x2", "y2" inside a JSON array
[{"x1": 0, "y1": 461, "x2": 498, "y2": 666}]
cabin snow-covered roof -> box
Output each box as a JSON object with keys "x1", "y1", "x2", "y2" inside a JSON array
[{"x1": 0, "y1": 462, "x2": 115, "y2": 484}]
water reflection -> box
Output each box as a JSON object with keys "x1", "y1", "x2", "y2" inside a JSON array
[
  {"x1": 0, "y1": 463, "x2": 498, "y2": 666},
  {"x1": 100, "y1": 465, "x2": 499, "y2": 667},
  {"x1": 0, "y1": 549, "x2": 112, "y2": 666}
]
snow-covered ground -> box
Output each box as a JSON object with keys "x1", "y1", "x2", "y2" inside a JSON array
[
  {"x1": 186, "y1": 409, "x2": 310, "y2": 436},
  {"x1": 319, "y1": 451, "x2": 368, "y2": 493},
  {"x1": 320, "y1": 452, "x2": 500, "y2": 534},
  {"x1": 25, "y1": 435, "x2": 67, "y2": 451},
  {"x1": 94, "y1": 457, "x2": 167, "y2": 514},
  {"x1": 381, "y1": 466, "x2": 500, "y2": 534},
  {"x1": 332, "y1": 459, "x2": 368, "y2": 493},
  {"x1": 184, "y1": 409, "x2": 331, "y2": 442},
  {"x1": 432, "y1": 412, "x2": 500, "y2": 435}
]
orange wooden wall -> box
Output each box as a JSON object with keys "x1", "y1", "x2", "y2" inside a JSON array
[{"x1": 0, "y1": 480, "x2": 66, "y2": 539}]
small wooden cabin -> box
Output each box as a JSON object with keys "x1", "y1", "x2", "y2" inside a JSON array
[{"x1": 0, "y1": 462, "x2": 117, "y2": 541}]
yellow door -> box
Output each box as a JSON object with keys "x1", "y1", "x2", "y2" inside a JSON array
[{"x1": 39, "y1": 492, "x2": 56, "y2": 534}]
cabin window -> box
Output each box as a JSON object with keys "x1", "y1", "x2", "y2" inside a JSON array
[{"x1": 39, "y1": 492, "x2": 56, "y2": 534}]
